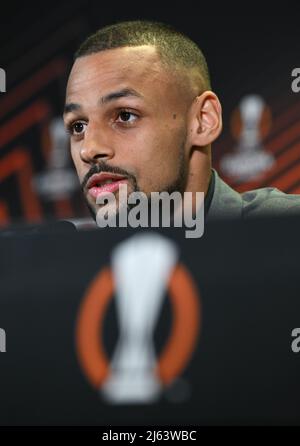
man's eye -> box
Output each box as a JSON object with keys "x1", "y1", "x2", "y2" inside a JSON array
[
  {"x1": 68, "y1": 121, "x2": 86, "y2": 135},
  {"x1": 116, "y1": 111, "x2": 138, "y2": 123}
]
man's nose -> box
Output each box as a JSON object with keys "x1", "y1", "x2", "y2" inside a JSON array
[{"x1": 79, "y1": 128, "x2": 115, "y2": 164}]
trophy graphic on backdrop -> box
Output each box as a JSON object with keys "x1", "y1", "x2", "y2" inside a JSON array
[
  {"x1": 220, "y1": 94, "x2": 274, "y2": 182},
  {"x1": 101, "y1": 232, "x2": 178, "y2": 403},
  {"x1": 33, "y1": 117, "x2": 78, "y2": 201}
]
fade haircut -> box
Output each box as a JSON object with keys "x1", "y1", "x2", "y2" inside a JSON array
[{"x1": 75, "y1": 20, "x2": 211, "y2": 92}]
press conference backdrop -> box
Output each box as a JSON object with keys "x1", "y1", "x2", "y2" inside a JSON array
[{"x1": 0, "y1": 3, "x2": 299, "y2": 226}]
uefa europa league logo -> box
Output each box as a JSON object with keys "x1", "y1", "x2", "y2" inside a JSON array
[{"x1": 76, "y1": 232, "x2": 201, "y2": 404}]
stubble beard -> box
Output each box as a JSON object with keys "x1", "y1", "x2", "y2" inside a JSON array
[{"x1": 82, "y1": 142, "x2": 188, "y2": 225}]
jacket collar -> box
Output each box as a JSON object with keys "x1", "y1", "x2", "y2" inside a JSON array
[{"x1": 206, "y1": 169, "x2": 243, "y2": 221}]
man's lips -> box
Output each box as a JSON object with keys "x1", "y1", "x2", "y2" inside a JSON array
[{"x1": 86, "y1": 173, "x2": 127, "y2": 199}]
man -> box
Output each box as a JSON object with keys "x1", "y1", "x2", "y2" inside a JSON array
[{"x1": 63, "y1": 20, "x2": 300, "y2": 225}]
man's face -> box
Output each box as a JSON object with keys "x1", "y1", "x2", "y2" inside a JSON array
[{"x1": 64, "y1": 45, "x2": 193, "y2": 219}]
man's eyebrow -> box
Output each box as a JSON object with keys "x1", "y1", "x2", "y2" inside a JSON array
[
  {"x1": 64, "y1": 88, "x2": 143, "y2": 115},
  {"x1": 99, "y1": 88, "x2": 143, "y2": 104},
  {"x1": 64, "y1": 103, "x2": 82, "y2": 115}
]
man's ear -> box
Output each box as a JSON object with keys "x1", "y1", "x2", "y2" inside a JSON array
[{"x1": 188, "y1": 91, "x2": 222, "y2": 148}]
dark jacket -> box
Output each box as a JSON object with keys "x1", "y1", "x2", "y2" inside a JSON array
[{"x1": 207, "y1": 169, "x2": 300, "y2": 220}]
